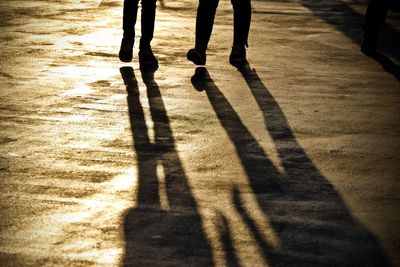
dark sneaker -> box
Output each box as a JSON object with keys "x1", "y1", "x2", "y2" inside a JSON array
[
  {"x1": 361, "y1": 38, "x2": 377, "y2": 56},
  {"x1": 229, "y1": 45, "x2": 246, "y2": 66},
  {"x1": 138, "y1": 47, "x2": 158, "y2": 67},
  {"x1": 187, "y1": 47, "x2": 206, "y2": 65},
  {"x1": 191, "y1": 67, "x2": 211, "y2": 92},
  {"x1": 119, "y1": 38, "x2": 134, "y2": 62}
]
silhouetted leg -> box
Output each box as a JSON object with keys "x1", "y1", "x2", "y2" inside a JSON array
[
  {"x1": 229, "y1": 0, "x2": 251, "y2": 65},
  {"x1": 120, "y1": 67, "x2": 160, "y2": 208},
  {"x1": 195, "y1": 0, "x2": 219, "y2": 49},
  {"x1": 231, "y1": 0, "x2": 251, "y2": 46},
  {"x1": 187, "y1": 0, "x2": 219, "y2": 65},
  {"x1": 140, "y1": 0, "x2": 157, "y2": 48},
  {"x1": 120, "y1": 0, "x2": 139, "y2": 62},
  {"x1": 122, "y1": 0, "x2": 140, "y2": 39},
  {"x1": 362, "y1": 0, "x2": 390, "y2": 53}
]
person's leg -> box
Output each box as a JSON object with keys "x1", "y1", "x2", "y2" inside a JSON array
[
  {"x1": 362, "y1": 0, "x2": 390, "y2": 54},
  {"x1": 140, "y1": 0, "x2": 157, "y2": 49},
  {"x1": 137, "y1": 0, "x2": 158, "y2": 67},
  {"x1": 187, "y1": 0, "x2": 219, "y2": 65},
  {"x1": 230, "y1": 0, "x2": 251, "y2": 65},
  {"x1": 195, "y1": 0, "x2": 219, "y2": 49},
  {"x1": 231, "y1": 0, "x2": 251, "y2": 47},
  {"x1": 123, "y1": 0, "x2": 140, "y2": 39},
  {"x1": 120, "y1": 0, "x2": 140, "y2": 62}
]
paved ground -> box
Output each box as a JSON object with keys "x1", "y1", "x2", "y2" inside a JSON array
[{"x1": 0, "y1": 0, "x2": 399, "y2": 266}]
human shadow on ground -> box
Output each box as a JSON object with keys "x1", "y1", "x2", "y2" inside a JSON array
[
  {"x1": 191, "y1": 64, "x2": 392, "y2": 267},
  {"x1": 120, "y1": 67, "x2": 213, "y2": 266},
  {"x1": 368, "y1": 52, "x2": 400, "y2": 81},
  {"x1": 299, "y1": 0, "x2": 400, "y2": 80}
]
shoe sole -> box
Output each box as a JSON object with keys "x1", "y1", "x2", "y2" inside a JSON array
[
  {"x1": 229, "y1": 57, "x2": 246, "y2": 67},
  {"x1": 119, "y1": 52, "x2": 133, "y2": 63},
  {"x1": 139, "y1": 56, "x2": 158, "y2": 66},
  {"x1": 120, "y1": 58, "x2": 132, "y2": 63},
  {"x1": 187, "y1": 50, "x2": 205, "y2": 65}
]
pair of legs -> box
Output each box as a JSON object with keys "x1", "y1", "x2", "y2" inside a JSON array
[
  {"x1": 119, "y1": 0, "x2": 158, "y2": 66},
  {"x1": 362, "y1": 0, "x2": 391, "y2": 54},
  {"x1": 187, "y1": 0, "x2": 252, "y2": 66}
]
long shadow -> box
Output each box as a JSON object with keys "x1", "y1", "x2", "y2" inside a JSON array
[
  {"x1": 368, "y1": 52, "x2": 400, "y2": 81},
  {"x1": 299, "y1": 0, "x2": 400, "y2": 79},
  {"x1": 192, "y1": 65, "x2": 391, "y2": 266},
  {"x1": 217, "y1": 211, "x2": 241, "y2": 267},
  {"x1": 120, "y1": 67, "x2": 213, "y2": 266}
]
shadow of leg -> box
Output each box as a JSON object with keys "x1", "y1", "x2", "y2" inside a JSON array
[
  {"x1": 238, "y1": 63, "x2": 392, "y2": 267},
  {"x1": 192, "y1": 66, "x2": 392, "y2": 266},
  {"x1": 368, "y1": 52, "x2": 400, "y2": 81},
  {"x1": 120, "y1": 67, "x2": 213, "y2": 266}
]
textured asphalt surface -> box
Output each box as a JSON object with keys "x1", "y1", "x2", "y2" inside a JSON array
[{"x1": 0, "y1": 0, "x2": 399, "y2": 266}]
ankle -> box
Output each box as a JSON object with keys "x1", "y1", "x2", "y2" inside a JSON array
[{"x1": 195, "y1": 44, "x2": 207, "y2": 52}]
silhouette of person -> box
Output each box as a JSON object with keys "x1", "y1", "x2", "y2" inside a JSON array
[
  {"x1": 120, "y1": 67, "x2": 213, "y2": 266},
  {"x1": 361, "y1": 0, "x2": 398, "y2": 55},
  {"x1": 187, "y1": 0, "x2": 251, "y2": 66},
  {"x1": 119, "y1": 0, "x2": 158, "y2": 67}
]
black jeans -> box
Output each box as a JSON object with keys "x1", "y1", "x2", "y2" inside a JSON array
[
  {"x1": 363, "y1": 0, "x2": 390, "y2": 39},
  {"x1": 123, "y1": 0, "x2": 157, "y2": 48},
  {"x1": 195, "y1": 0, "x2": 251, "y2": 49}
]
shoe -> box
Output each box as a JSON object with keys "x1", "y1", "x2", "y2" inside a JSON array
[
  {"x1": 139, "y1": 47, "x2": 158, "y2": 67},
  {"x1": 191, "y1": 67, "x2": 211, "y2": 92},
  {"x1": 119, "y1": 38, "x2": 134, "y2": 62},
  {"x1": 361, "y1": 38, "x2": 377, "y2": 56},
  {"x1": 229, "y1": 45, "x2": 246, "y2": 66},
  {"x1": 187, "y1": 47, "x2": 206, "y2": 65}
]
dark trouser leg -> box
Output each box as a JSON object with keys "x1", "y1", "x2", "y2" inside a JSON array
[
  {"x1": 123, "y1": 0, "x2": 140, "y2": 39},
  {"x1": 231, "y1": 0, "x2": 251, "y2": 46},
  {"x1": 140, "y1": 0, "x2": 157, "y2": 49},
  {"x1": 363, "y1": 0, "x2": 389, "y2": 40},
  {"x1": 195, "y1": 0, "x2": 219, "y2": 49}
]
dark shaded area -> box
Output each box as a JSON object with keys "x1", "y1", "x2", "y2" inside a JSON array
[
  {"x1": 299, "y1": 0, "x2": 400, "y2": 78},
  {"x1": 363, "y1": 0, "x2": 390, "y2": 39},
  {"x1": 191, "y1": 65, "x2": 392, "y2": 267},
  {"x1": 216, "y1": 211, "x2": 241, "y2": 267},
  {"x1": 122, "y1": 0, "x2": 156, "y2": 48},
  {"x1": 194, "y1": 0, "x2": 251, "y2": 48},
  {"x1": 120, "y1": 67, "x2": 213, "y2": 266},
  {"x1": 360, "y1": 0, "x2": 400, "y2": 80},
  {"x1": 368, "y1": 52, "x2": 400, "y2": 81}
]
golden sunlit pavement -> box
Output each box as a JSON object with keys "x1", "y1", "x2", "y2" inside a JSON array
[{"x1": 0, "y1": 0, "x2": 399, "y2": 266}]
